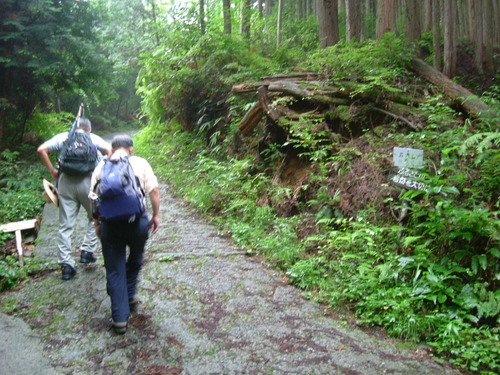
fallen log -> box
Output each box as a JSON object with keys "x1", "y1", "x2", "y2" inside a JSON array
[
  {"x1": 232, "y1": 82, "x2": 269, "y2": 93},
  {"x1": 232, "y1": 80, "x2": 348, "y2": 100},
  {"x1": 239, "y1": 102, "x2": 264, "y2": 136},
  {"x1": 267, "y1": 82, "x2": 349, "y2": 106},
  {"x1": 410, "y1": 58, "x2": 490, "y2": 117},
  {"x1": 232, "y1": 80, "x2": 327, "y2": 94},
  {"x1": 260, "y1": 72, "x2": 320, "y2": 81}
]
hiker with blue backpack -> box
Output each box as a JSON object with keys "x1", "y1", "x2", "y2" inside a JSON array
[
  {"x1": 37, "y1": 112, "x2": 111, "y2": 280},
  {"x1": 89, "y1": 134, "x2": 160, "y2": 334}
]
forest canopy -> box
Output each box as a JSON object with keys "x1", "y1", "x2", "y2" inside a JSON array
[{"x1": 1, "y1": 0, "x2": 498, "y2": 149}]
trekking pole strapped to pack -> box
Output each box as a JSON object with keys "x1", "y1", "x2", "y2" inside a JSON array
[
  {"x1": 68, "y1": 103, "x2": 85, "y2": 140},
  {"x1": 58, "y1": 103, "x2": 98, "y2": 176}
]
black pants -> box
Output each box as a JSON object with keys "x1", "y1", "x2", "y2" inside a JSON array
[{"x1": 100, "y1": 214, "x2": 149, "y2": 322}]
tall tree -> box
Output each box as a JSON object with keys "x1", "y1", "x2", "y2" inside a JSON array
[
  {"x1": 0, "y1": 0, "x2": 108, "y2": 148},
  {"x1": 376, "y1": 0, "x2": 395, "y2": 39},
  {"x1": 432, "y1": 0, "x2": 442, "y2": 71},
  {"x1": 443, "y1": 0, "x2": 457, "y2": 77},
  {"x1": 318, "y1": 0, "x2": 339, "y2": 48},
  {"x1": 305, "y1": 0, "x2": 314, "y2": 16},
  {"x1": 423, "y1": 0, "x2": 433, "y2": 32},
  {"x1": 296, "y1": 0, "x2": 304, "y2": 19},
  {"x1": 150, "y1": 0, "x2": 160, "y2": 46},
  {"x1": 277, "y1": 0, "x2": 284, "y2": 47},
  {"x1": 258, "y1": 0, "x2": 264, "y2": 18},
  {"x1": 199, "y1": 0, "x2": 206, "y2": 35},
  {"x1": 346, "y1": 0, "x2": 364, "y2": 42},
  {"x1": 241, "y1": 0, "x2": 252, "y2": 39},
  {"x1": 494, "y1": 0, "x2": 500, "y2": 46},
  {"x1": 482, "y1": 0, "x2": 494, "y2": 72},
  {"x1": 405, "y1": 0, "x2": 422, "y2": 42},
  {"x1": 267, "y1": 0, "x2": 274, "y2": 15},
  {"x1": 469, "y1": 0, "x2": 483, "y2": 72},
  {"x1": 223, "y1": 0, "x2": 232, "y2": 34}
]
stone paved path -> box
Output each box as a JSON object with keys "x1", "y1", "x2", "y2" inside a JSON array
[{"x1": 0, "y1": 179, "x2": 464, "y2": 375}]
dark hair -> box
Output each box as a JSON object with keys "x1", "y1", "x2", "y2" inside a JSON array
[{"x1": 111, "y1": 134, "x2": 134, "y2": 149}]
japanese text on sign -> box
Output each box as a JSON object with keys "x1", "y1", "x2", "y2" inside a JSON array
[{"x1": 388, "y1": 167, "x2": 429, "y2": 192}]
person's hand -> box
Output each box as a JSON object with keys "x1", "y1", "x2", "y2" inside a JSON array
[
  {"x1": 50, "y1": 168, "x2": 59, "y2": 180},
  {"x1": 94, "y1": 221, "x2": 101, "y2": 239},
  {"x1": 150, "y1": 215, "x2": 160, "y2": 234}
]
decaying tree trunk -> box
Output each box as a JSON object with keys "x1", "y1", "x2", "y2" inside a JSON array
[
  {"x1": 239, "y1": 102, "x2": 264, "y2": 136},
  {"x1": 410, "y1": 58, "x2": 490, "y2": 117},
  {"x1": 267, "y1": 82, "x2": 349, "y2": 106},
  {"x1": 235, "y1": 61, "x2": 491, "y2": 138},
  {"x1": 258, "y1": 86, "x2": 280, "y2": 121}
]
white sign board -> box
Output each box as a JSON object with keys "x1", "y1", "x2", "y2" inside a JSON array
[{"x1": 393, "y1": 147, "x2": 424, "y2": 168}]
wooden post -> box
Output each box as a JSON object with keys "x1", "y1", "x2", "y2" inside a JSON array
[{"x1": 0, "y1": 219, "x2": 37, "y2": 267}]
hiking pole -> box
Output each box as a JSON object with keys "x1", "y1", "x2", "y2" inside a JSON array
[
  {"x1": 68, "y1": 102, "x2": 85, "y2": 140},
  {"x1": 56, "y1": 103, "x2": 85, "y2": 188}
]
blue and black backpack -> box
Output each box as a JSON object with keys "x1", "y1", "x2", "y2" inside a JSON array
[{"x1": 94, "y1": 156, "x2": 145, "y2": 222}]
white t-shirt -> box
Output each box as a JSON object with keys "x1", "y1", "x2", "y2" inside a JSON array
[{"x1": 42, "y1": 130, "x2": 110, "y2": 157}]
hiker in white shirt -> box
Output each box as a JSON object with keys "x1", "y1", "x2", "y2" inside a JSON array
[{"x1": 89, "y1": 134, "x2": 160, "y2": 334}]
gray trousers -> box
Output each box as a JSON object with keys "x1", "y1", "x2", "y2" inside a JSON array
[{"x1": 57, "y1": 173, "x2": 97, "y2": 268}]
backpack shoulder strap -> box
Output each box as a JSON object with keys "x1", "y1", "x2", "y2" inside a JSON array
[{"x1": 124, "y1": 155, "x2": 145, "y2": 196}]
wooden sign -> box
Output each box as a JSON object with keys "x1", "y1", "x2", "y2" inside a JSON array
[{"x1": 0, "y1": 219, "x2": 37, "y2": 267}]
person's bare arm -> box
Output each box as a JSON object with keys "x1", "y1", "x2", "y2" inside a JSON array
[
  {"x1": 37, "y1": 145, "x2": 58, "y2": 180},
  {"x1": 148, "y1": 187, "x2": 160, "y2": 234}
]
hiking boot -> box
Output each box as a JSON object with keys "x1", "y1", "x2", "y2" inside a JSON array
[
  {"x1": 129, "y1": 295, "x2": 140, "y2": 307},
  {"x1": 112, "y1": 320, "x2": 127, "y2": 334},
  {"x1": 80, "y1": 250, "x2": 97, "y2": 264},
  {"x1": 61, "y1": 263, "x2": 76, "y2": 280}
]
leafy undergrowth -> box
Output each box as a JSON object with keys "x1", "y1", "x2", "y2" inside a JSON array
[
  {"x1": 135, "y1": 112, "x2": 499, "y2": 375},
  {"x1": 135, "y1": 38, "x2": 499, "y2": 375},
  {"x1": 0, "y1": 134, "x2": 66, "y2": 291},
  {"x1": 0, "y1": 148, "x2": 47, "y2": 223}
]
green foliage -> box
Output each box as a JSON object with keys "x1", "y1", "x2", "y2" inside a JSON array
[
  {"x1": 266, "y1": 15, "x2": 319, "y2": 66},
  {"x1": 0, "y1": 145, "x2": 59, "y2": 291},
  {"x1": 135, "y1": 120, "x2": 305, "y2": 268},
  {"x1": 137, "y1": 31, "x2": 278, "y2": 133},
  {"x1": 0, "y1": 0, "x2": 115, "y2": 145},
  {"x1": 0, "y1": 256, "x2": 26, "y2": 291},
  {"x1": 429, "y1": 321, "x2": 499, "y2": 374},
  {"x1": 26, "y1": 111, "x2": 73, "y2": 143},
  {"x1": 283, "y1": 117, "x2": 333, "y2": 163},
  {"x1": 87, "y1": 0, "x2": 157, "y2": 128},
  {"x1": 0, "y1": 0, "x2": 150, "y2": 142},
  {"x1": 134, "y1": 39, "x2": 499, "y2": 375},
  {"x1": 0, "y1": 255, "x2": 58, "y2": 292},
  {"x1": 303, "y1": 36, "x2": 414, "y2": 84},
  {"x1": 225, "y1": 3, "x2": 320, "y2": 59},
  {"x1": 461, "y1": 131, "x2": 500, "y2": 155},
  {"x1": 0, "y1": 149, "x2": 46, "y2": 223}
]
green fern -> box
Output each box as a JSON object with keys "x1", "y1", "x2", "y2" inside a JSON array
[{"x1": 460, "y1": 131, "x2": 500, "y2": 157}]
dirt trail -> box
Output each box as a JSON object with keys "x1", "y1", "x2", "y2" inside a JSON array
[{"x1": 0, "y1": 179, "x2": 464, "y2": 375}]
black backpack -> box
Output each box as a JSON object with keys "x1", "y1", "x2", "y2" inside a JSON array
[
  {"x1": 58, "y1": 132, "x2": 98, "y2": 176},
  {"x1": 93, "y1": 156, "x2": 145, "y2": 222}
]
